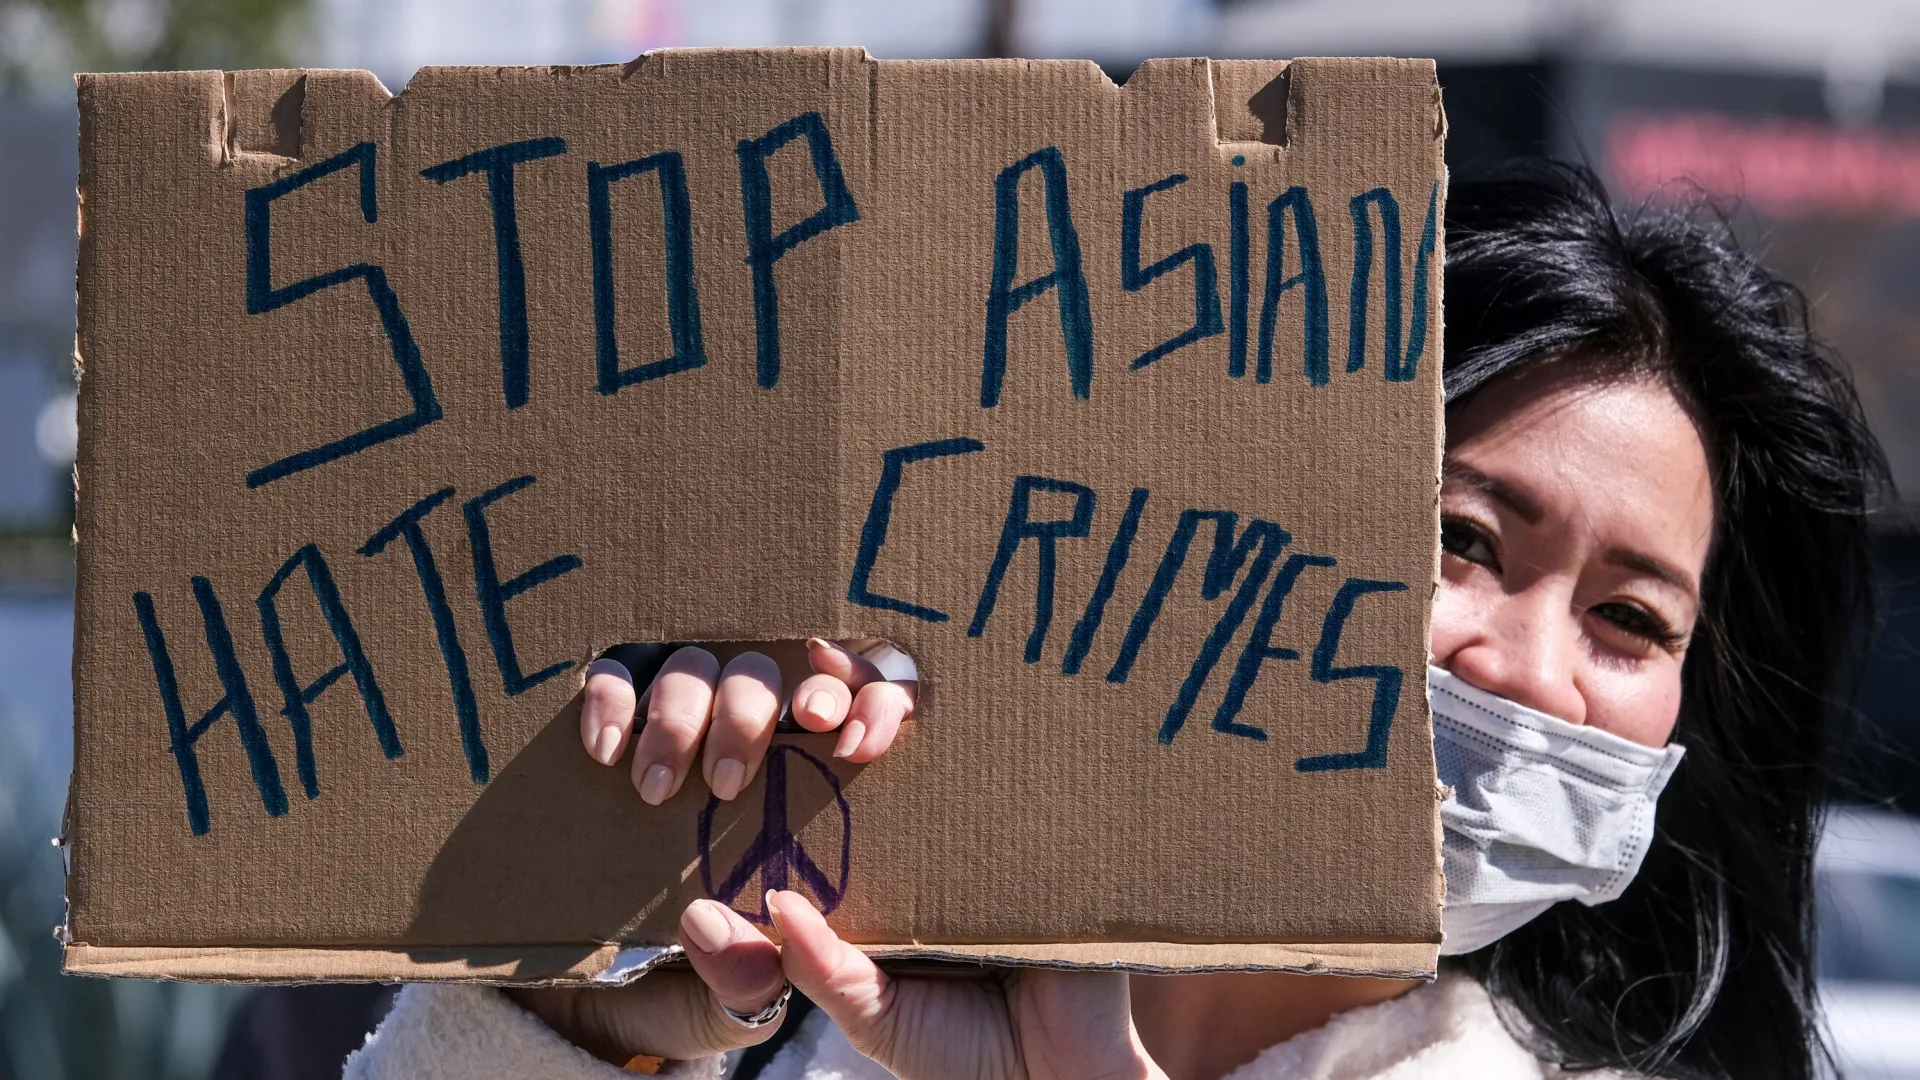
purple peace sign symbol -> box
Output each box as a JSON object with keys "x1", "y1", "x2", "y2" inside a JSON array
[{"x1": 698, "y1": 744, "x2": 852, "y2": 925}]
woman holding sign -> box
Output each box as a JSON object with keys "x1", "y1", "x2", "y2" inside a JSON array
[{"x1": 346, "y1": 163, "x2": 1886, "y2": 1080}]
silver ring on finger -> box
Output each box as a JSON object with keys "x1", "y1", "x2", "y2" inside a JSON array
[{"x1": 722, "y1": 982, "x2": 792, "y2": 1028}]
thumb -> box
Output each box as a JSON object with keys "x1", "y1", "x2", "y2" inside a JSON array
[
  {"x1": 765, "y1": 890, "x2": 898, "y2": 1060},
  {"x1": 528, "y1": 899, "x2": 787, "y2": 1062},
  {"x1": 679, "y1": 898, "x2": 788, "y2": 1017}
]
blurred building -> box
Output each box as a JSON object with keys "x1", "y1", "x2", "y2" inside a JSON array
[
  {"x1": 0, "y1": 104, "x2": 76, "y2": 539},
  {"x1": 311, "y1": 0, "x2": 1212, "y2": 86}
]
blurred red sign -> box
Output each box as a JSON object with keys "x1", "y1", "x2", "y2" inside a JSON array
[{"x1": 1607, "y1": 111, "x2": 1920, "y2": 220}]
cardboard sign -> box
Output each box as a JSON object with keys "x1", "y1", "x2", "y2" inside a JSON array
[{"x1": 65, "y1": 50, "x2": 1446, "y2": 983}]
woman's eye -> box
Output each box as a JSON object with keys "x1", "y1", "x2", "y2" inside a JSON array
[
  {"x1": 1590, "y1": 601, "x2": 1687, "y2": 652},
  {"x1": 1440, "y1": 517, "x2": 1499, "y2": 570}
]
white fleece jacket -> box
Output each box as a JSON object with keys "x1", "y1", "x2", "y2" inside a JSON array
[{"x1": 343, "y1": 973, "x2": 1635, "y2": 1079}]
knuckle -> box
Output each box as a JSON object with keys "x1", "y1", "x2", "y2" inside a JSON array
[
  {"x1": 723, "y1": 649, "x2": 781, "y2": 678},
  {"x1": 812, "y1": 642, "x2": 854, "y2": 673},
  {"x1": 840, "y1": 982, "x2": 898, "y2": 1060},
  {"x1": 649, "y1": 679, "x2": 713, "y2": 723},
  {"x1": 691, "y1": 1002, "x2": 769, "y2": 1053},
  {"x1": 689, "y1": 1005, "x2": 735, "y2": 1050},
  {"x1": 715, "y1": 699, "x2": 779, "y2": 733},
  {"x1": 710, "y1": 705, "x2": 775, "y2": 739},
  {"x1": 716, "y1": 680, "x2": 779, "y2": 719},
  {"x1": 669, "y1": 646, "x2": 720, "y2": 677},
  {"x1": 645, "y1": 708, "x2": 707, "y2": 746},
  {"x1": 854, "y1": 683, "x2": 902, "y2": 716},
  {"x1": 583, "y1": 677, "x2": 635, "y2": 715}
]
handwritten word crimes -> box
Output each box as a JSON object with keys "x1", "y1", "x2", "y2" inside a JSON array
[
  {"x1": 135, "y1": 112, "x2": 1428, "y2": 836},
  {"x1": 850, "y1": 439, "x2": 1409, "y2": 772}
]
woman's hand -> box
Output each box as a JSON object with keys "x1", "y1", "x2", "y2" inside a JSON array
[
  {"x1": 511, "y1": 891, "x2": 1165, "y2": 1078},
  {"x1": 512, "y1": 638, "x2": 1159, "y2": 1075},
  {"x1": 504, "y1": 636, "x2": 926, "y2": 1064},
  {"x1": 506, "y1": 898, "x2": 792, "y2": 1062},
  {"x1": 766, "y1": 890, "x2": 1164, "y2": 1080},
  {"x1": 579, "y1": 637, "x2": 916, "y2": 803}
]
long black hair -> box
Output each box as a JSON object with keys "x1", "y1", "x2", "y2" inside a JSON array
[{"x1": 1443, "y1": 162, "x2": 1889, "y2": 1079}]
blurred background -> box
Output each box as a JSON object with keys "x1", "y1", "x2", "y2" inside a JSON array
[{"x1": 3, "y1": 0, "x2": 1920, "y2": 1076}]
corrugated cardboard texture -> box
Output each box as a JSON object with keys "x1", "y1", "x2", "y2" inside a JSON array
[{"x1": 69, "y1": 50, "x2": 1446, "y2": 982}]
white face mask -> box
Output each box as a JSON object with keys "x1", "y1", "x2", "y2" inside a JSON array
[{"x1": 1429, "y1": 665, "x2": 1686, "y2": 956}]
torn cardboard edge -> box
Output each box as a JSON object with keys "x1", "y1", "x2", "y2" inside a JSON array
[{"x1": 64, "y1": 940, "x2": 1438, "y2": 985}]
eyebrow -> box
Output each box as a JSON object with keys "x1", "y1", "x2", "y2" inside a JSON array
[
  {"x1": 1441, "y1": 462, "x2": 1543, "y2": 525},
  {"x1": 1604, "y1": 548, "x2": 1700, "y2": 599}
]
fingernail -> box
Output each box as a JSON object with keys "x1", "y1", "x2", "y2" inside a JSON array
[
  {"x1": 592, "y1": 725, "x2": 621, "y2": 766},
  {"x1": 806, "y1": 636, "x2": 833, "y2": 651},
  {"x1": 639, "y1": 763, "x2": 673, "y2": 805},
  {"x1": 804, "y1": 690, "x2": 836, "y2": 724},
  {"x1": 833, "y1": 719, "x2": 866, "y2": 759},
  {"x1": 764, "y1": 889, "x2": 784, "y2": 926},
  {"x1": 681, "y1": 899, "x2": 732, "y2": 954},
  {"x1": 710, "y1": 757, "x2": 747, "y2": 801}
]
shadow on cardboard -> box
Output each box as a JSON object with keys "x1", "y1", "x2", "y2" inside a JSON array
[{"x1": 403, "y1": 689, "x2": 860, "y2": 979}]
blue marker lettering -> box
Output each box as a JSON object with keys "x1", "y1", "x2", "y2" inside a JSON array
[
  {"x1": 1392, "y1": 182, "x2": 1439, "y2": 383},
  {"x1": 1346, "y1": 188, "x2": 1401, "y2": 377},
  {"x1": 736, "y1": 112, "x2": 860, "y2": 389},
  {"x1": 1062, "y1": 487, "x2": 1150, "y2": 676},
  {"x1": 258, "y1": 544, "x2": 401, "y2": 799},
  {"x1": 588, "y1": 151, "x2": 706, "y2": 393},
  {"x1": 462, "y1": 476, "x2": 584, "y2": 697},
  {"x1": 1108, "y1": 510, "x2": 1279, "y2": 684},
  {"x1": 134, "y1": 582, "x2": 288, "y2": 836},
  {"x1": 421, "y1": 137, "x2": 569, "y2": 410},
  {"x1": 361, "y1": 488, "x2": 488, "y2": 783},
  {"x1": 1211, "y1": 552, "x2": 1337, "y2": 739},
  {"x1": 982, "y1": 146, "x2": 1093, "y2": 406},
  {"x1": 1157, "y1": 523, "x2": 1293, "y2": 744},
  {"x1": 1120, "y1": 173, "x2": 1222, "y2": 369},
  {"x1": 244, "y1": 142, "x2": 439, "y2": 488},
  {"x1": 1297, "y1": 577, "x2": 1409, "y2": 771},
  {"x1": 847, "y1": 438, "x2": 986, "y2": 622},
  {"x1": 1228, "y1": 180, "x2": 1250, "y2": 378},
  {"x1": 1256, "y1": 186, "x2": 1328, "y2": 385},
  {"x1": 969, "y1": 475, "x2": 1097, "y2": 663}
]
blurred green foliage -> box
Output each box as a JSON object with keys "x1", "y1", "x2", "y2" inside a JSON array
[
  {"x1": 1, "y1": 4, "x2": 312, "y2": 1076},
  {"x1": 0, "y1": 0, "x2": 311, "y2": 96}
]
